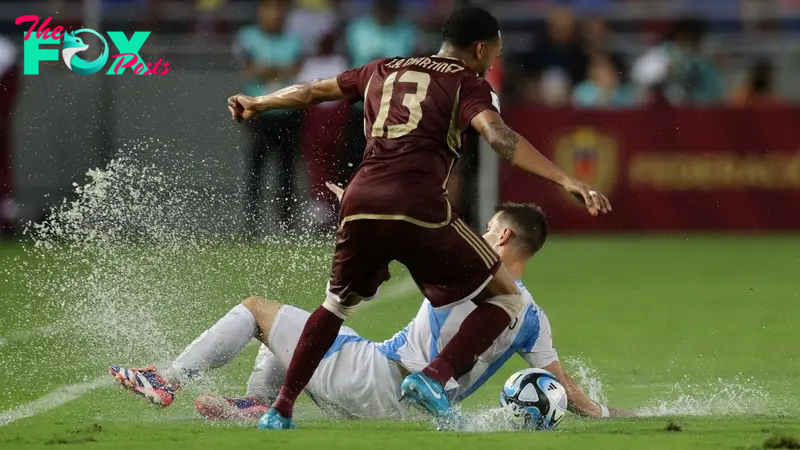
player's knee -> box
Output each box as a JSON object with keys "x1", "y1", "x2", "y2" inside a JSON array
[
  {"x1": 241, "y1": 296, "x2": 281, "y2": 312},
  {"x1": 486, "y1": 294, "x2": 525, "y2": 319}
]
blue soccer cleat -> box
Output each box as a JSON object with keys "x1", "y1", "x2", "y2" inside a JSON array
[
  {"x1": 257, "y1": 408, "x2": 297, "y2": 430},
  {"x1": 400, "y1": 372, "x2": 454, "y2": 418}
]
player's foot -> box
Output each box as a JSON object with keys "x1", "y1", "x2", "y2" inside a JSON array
[
  {"x1": 257, "y1": 408, "x2": 297, "y2": 430},
  {"x1": 194, "y1": 394, "x2": 268, "y2": 421},
  {"x1": 400, "y1": 372, "x2": 454, "y2": 418},
  {"x1": 109, "y1": 365, "x2": 176, "y2": 408}
]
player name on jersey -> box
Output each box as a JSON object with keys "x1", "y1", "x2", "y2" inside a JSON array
[{"x1": 385, "y1": 57, "x2": 466, "y2": 74}]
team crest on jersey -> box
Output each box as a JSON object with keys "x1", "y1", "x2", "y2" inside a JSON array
[{"x1": 554, "y1": 127, "x2": 618, "y2": 202}]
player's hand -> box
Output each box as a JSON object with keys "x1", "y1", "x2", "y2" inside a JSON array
[
  {"x1": 227, "y1": 94, "x2": 261, "y2": 122},
  {"x1": 561, "y1": 178, "x2": 612, "y2": 216},
  {"x1": 325, "y1": 181, "x2": 344, "y2": 203}
]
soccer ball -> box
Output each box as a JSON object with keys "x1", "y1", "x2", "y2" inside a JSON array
[{"x1": 499, "y1": 368, "x2": 568, "y2": 430}]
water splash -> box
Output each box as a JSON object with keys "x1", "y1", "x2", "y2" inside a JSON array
[
  {"x1": 637, "y1": 376, "x2": 776, "y2": 417},
  {"x1": 455, "y1": 407, "x2": 527, "y2": 433},
  {"x1": 3, "y1": 142, "x2": 331, "y2": 404},
  {"x1": 563, "y1": 356, "x2": 609, "y2": 405}
]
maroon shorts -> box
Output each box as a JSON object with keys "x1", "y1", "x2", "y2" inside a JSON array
[{"x1": 327, "y1": 217, "x2": 501, "y2": 307}]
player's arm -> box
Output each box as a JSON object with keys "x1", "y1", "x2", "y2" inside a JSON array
[
  {"x1": 470, "y1": 110, "x2": 611, "y2": 216},
  {"x1": 227, "y1": 77, "x2": 344, "y2": 122},
  {"x1": 535, "y1": 359, "x2": 633, "y2": 418}
]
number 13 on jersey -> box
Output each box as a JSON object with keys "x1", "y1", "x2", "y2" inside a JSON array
[{"x1": 371, "y1": 70, "x2": 431, "y2": 139}]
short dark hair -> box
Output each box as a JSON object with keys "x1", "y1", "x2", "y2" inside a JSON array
[
  {"x1": 441, "y1": 7, "x2": 500, "y2": 49},
  {"x1": 495, "y1": 202, "x2": 548, "y2": 256}
]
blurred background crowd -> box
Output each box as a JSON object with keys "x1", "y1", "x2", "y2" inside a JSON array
[
  {"x1": 4, "y1": 0, "x2": 796, "y2": 106},
  {"x1": 1, "y1": 0, "x2": 800, "y2": 236}
]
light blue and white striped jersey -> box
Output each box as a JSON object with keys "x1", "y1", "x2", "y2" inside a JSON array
[{"x1": 376, "y1": 281, "x2": 558, "y2": 402}]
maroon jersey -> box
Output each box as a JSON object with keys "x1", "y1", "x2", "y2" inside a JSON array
[{"x1": 336, "y1": 56, "x2": 500, "y2": 226}]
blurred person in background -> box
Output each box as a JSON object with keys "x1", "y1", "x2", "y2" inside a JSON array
[
  {"x1": 287, "y1": 0, "x2": 338, "y2": 55},
  {"x1": 580, "y1": 17, "x2": 627, "y2": 82},
  {"x1": 233, "y1": 0, "x2": 303, "y2": 234},
  {"x1": 0, "y1": 34, "x2": 19, "y2": 238},
  {"x1": 514, "y1": 5, "x2": 587, "y2": 103},
  {"x1": 296, "y1": 34, "x2": 351, "y2": 228},
  {"x1": 572, "y1": 54, "x2": 635, "y2": 109},
  {"x1": 345, "y1": 0, "x2": 418, "y2": 67},
  {"x1": 539, "y1": 68, "x2": 572, "y2": 107},
  {"x1": 197, "y1": 0, "x2": 227, "y2": 36},
  {"x1": 631, "y1": 17, "x2": 724, "y2": 106},
  {"x1": 729, "y1": 58, "x2": 783, "y2": 107}
]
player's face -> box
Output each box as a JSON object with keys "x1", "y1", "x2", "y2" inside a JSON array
[
  {"x1": 259, "y1": 1, "x2": 286, "y2": 31},
  {"x1": 474, "y1": 32, "x2": 503, "y2": 77}
]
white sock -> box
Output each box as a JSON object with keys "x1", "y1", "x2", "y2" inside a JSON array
[
  {"x1": 244, "y1": 344, "x2": 284, "y2": 404},
  {"x1": 166, "y1": 304, "x2": 257, "y2": 384}
]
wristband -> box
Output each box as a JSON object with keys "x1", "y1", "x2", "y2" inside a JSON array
[{"x1": 600, "y1": 404, "x2": 609, "y2": 418}]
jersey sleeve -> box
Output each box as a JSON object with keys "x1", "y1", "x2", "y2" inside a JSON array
[
  {"x1": 519, "y1": 310, "x2": 559, "y2": 368},
  {"x1": 336, "y1": 58, "x2": 390, "y2": 104},
  {"x1": 458, "y1": 75, "x2": 500, "y2": 131}
]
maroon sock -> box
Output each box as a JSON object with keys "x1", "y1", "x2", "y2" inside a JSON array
[
  {"x1": 422, "y1": 303, "x2": 511, "y2": 385},
  {"x1": 271, "y1": 305, "x2": 343, "y2": 418}
]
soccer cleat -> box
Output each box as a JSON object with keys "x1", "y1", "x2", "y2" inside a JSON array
[
  {"x1": 109, "y1": 365, "x2": 176, "y2": 408},
  {"x1": 257, "y1": 408, "x2": 297, "y2": 430},
  {"x1": 400, "y1": 372, "x2": 454, "y2": 418},
  {"x1": 194, "y1": 394, "x2": 268, "y2": 421}
]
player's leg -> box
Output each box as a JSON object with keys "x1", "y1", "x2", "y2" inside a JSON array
[
  {"x1": 109, "y1": 296, "x2": 279, "y2": 407},
  {"x1": 195, "y1": 300, "x2": 326, "y2": 422},
  {"x1": 194, "y1": 344, "x2": 282, "y2": 421},
  {"x1": 423, "y1": 264, "x2": 520, "y2": 382},
  {"x1": 397, "y1": 218, "x2": 523, "y2": 417},
  {"x1": 265, "y1": 220, "x2": 390, "y2": 427},
  {"x1": 244, "y1": 344, "x2": 284, "y2": 404}
]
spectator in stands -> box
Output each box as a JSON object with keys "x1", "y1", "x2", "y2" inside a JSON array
[
  {"x1": 345, "y1": 0, "x2": 418, "y2": 67},
  {"x1": 631, "y1": 17, "x2": 724, "y2": 106},
  {"x1": 233, "y1": 0, "x2": 303, "y2": 234},
  {"x1": 0, "y1": 34, "x2": 19, "y2": 238},
  {"x1": 572, "y1": 54, "x2": 635, "y2": 109},
  {"x1": 287, "y1": 0, "x2": 338, "y2": 55},
  {"x1": 581, "y1": 17, "x2": 627, "y2": 82},
  {"x1": 539, "y1": 68, "x2": 572, "y2": 107},
  {"x1": 729, "y1": 58, "x2": 783, "y2": 107},
  {"x1": 197, "y1": 0, "x2": 227, "y2": 36},
  {"x1": 525, "y1": 5, "x2": 588, "y2": 87}
]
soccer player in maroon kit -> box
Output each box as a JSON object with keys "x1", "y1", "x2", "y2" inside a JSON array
[{"x1": 227, "y1": 7, "x2": 611, "y2": 429}]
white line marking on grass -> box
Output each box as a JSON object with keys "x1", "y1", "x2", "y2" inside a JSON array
[
  {"x1": 0, "y1": 322, "x2": 70, "y2": 348},
  {"x1": 0, "y1": 376, "x2": 114, "y2": 427}
]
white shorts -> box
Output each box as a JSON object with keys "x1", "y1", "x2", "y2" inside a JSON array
[{"x1": 269, "y1": 305, "x2": 408, "y2": 419}]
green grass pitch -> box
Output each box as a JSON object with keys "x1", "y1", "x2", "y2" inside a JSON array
[{"x1": 0, "y1": 235, "x2": 799, "y2": 449}]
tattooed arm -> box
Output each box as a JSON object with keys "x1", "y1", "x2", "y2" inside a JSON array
[
  {"x1": 471, "y1": 110, "x2": 611, "y2": 215},
  {"x1": 471, "y1": 109, "x2": 572, "y2": 185}
]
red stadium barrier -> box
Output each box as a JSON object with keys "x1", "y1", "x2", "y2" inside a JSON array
[{"x1": 500, "y1": 107, "x2": 800, "y2": 231}]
